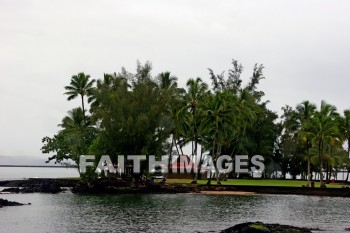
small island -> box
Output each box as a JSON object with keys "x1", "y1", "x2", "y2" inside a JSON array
[
  {"x1": 221, "y1": 222, "x2": 315, "y2": 233},
  {"x1": 0, "y1": 198, "x2": 29, "y2": 208}
]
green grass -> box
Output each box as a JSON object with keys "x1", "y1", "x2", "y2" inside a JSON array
[
  {"x1": 250, "y1": 223, "x2": 268, "y2": 231},
  {"x1": 58, "y1": 177, "x2": 81, "y2": 180},
  {"x1": 58, "y1": 177, "x2": 349, "y2": 188},
  {"x1": 166, "y1": 179, "x2": 349, "y2": 188}
]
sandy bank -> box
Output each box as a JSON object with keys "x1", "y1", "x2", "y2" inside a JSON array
[{"x1": 197, "y1": 190, "x2": 256, "y2": 195}]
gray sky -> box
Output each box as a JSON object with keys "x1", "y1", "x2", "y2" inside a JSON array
[{"x1": 1, "y1": 0, "x2": 350, "y2": 163}]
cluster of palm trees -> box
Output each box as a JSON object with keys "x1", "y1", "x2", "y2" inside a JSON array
[
  {"x1": 281, "y1": 101, "x2": 350, "y2": 187},
  {"x1": 41, "y1": 60, "x2": 350, "y2": 187}
]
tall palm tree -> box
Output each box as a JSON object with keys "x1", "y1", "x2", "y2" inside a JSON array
[
  {"x1": 297, "y1": 101, "x2": 316, "y2": 187},
  {"x1": 201, "y1": 91, "x2": 237, "y2": 184},
  {"x1": 340, "y1": 110, "x2": 350, "y2": 158},
  {"x1": 307, "y1": 101, "x2": 339, "y2": 188},
  {"x1": 64, "y1": 72, "x2": 95, "y2": 124},
  {"x1": 157, "y1": 72, "x2": 178, "y2": 90},
  {"x1": 339, "y1": 110, "x2": 350, "y2": 181},
  {"x1": 180, "y1": 78, "x2": 208, "y2": 156}
]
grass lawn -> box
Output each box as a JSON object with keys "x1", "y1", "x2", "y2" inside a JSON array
[
  {"x1": 165, "y1": 178, "x2": 349, "y2": 188},
  {"x1": 59, "y1": 177, "x2": 81, "y2": 180}
]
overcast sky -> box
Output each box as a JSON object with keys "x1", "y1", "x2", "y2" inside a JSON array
[{"x1": 1, "y1": 0, "x2": 349, "y2": 163}]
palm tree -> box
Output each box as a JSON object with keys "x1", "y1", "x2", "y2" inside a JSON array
[
  {"x1": 64, "y1": 72, "x2": 95, "y2": 124},
  {"x1": 339, "y1": 110, "x2": 350, "y2": 181},
  {"x1": 157, "y1": 72, "x2": 178, "y2": 90},
  {"x1": 307, "y1": 101, "x2": 339, "y2": 188},
  {"x1": 156, "y1": 71, "x2": 181, "y2": 171},
  {"x1": 201, "y1": 91, "x2": 237, "y2": 184},
  {"x1": 59, "y1": 107, "x2": 85, "y2": 131},
  {"x1": 180, "y1": 78, "x2": 208, "y2": 156},
  {"x1": 340, "y1": 110, "x2": 350, "y2": 157},
  {"x1": 57, "y1": 107, "x2": 95, "y2": 166},
  {"x1": 297, "y1": 101, "x2": 316, "y2": 187}
]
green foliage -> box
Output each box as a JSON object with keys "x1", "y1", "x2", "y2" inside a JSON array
[
  {"x1": 42, "y1": 59, "x2": 350, "y2": 185},
  {"x1": 41, "y1": 107, "x2": 96, "y2": 167}
]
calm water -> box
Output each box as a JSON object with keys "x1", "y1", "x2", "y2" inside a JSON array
[
  {"x1": 0, "y1": 167, "x2": 79, "y2": 180},
  {"x1": 0, "y1": 192, "x2": 350, "y2": 233},
  {"x1": 1, "y1": 168, "x2": 350, "y2": 232}
]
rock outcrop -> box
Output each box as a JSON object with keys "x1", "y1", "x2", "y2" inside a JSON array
[
  {"x1": 0, "y1": 198, "x2": 29, "y2": 208},
  {"x1": 221, "y1": 222, "x2": 314, "y2": 233}
]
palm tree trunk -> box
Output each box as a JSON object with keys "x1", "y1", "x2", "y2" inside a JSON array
[
  {"x1": 207, "y1": 138, "x2": 216, "y2": 185},
  {"x1": 216, "y1": 143, "x2": 222, "y2": 185},
  {"x1": 81, "y1": 95, "x2": 86, "y2": 125},
  {"x1": 173, "y1": 137, "x2": 180, "y2": 156},
  {"x1": 192, "y1": 148, "x2": 204, "y2": 184},
  {"x1": 169, "y1": 138, "x2": 175, "y2": 174},
  {"x1": 180, "y1": 145, "x2": 184, "y2": 155},
  {"x1": 319, "y1": 141, "x2": 325, "y2": 188},
  {"x1": 306, "y1": 157, "x2": 311, "y2": 187},
  {"x1": 346, "y1": 139, "x2": 350, "y2": 182},
  {"x1": 194, "y1": 139, "x2": 198, "y2": 157},
  {"x1": 191, "y1": 140, "x2": 194, "y2": 156}
]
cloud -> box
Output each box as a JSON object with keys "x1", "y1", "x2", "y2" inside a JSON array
[{"x1": 0, "y1": 0, "x2": 350, "y2": 159}]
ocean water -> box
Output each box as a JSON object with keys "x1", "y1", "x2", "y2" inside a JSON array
[
  {"x1": 1, "y1": 167, "x2": 350, "y2": 232},
  {"x1": 0, "y1": 167, "x2": 79, "y2": 180},
  {"x1": 0, "y1": 193, "x2": 349, "y2": 233}
]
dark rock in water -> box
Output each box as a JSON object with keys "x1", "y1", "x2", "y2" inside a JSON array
[
  {"x1": 221, "y1": 222, "x2": 313, "y2": 233},
  {"x1": 1, "y1": 182, "x2": 61, "y2": 194},
  {"x1": 72, "y1": 180, "x2": 193, "y2": 194},
  {"x1": 0, "y1": 198, "x2": 27, "y2": 208},
  {"x1": 0, "y1": 178, "x2": 77, "y2": 194},
  {"x1": 1, "y1": 187, "x2": 20, "y2": 193},
  {"x1": 1, "y1": 185, "x2": 61, "y2": 194},
  {"x1": 21, "y1": 182, "x2": 62, "y2": 194}
]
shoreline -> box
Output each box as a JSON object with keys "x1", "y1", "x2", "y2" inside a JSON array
[
  {"x1": 195, "y1": 190, "x2": 257, "y2": 195},
  {"x1": 1, "y1": 178, "x2": 350, "y2": 197}
]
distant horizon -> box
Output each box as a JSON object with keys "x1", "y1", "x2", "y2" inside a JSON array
[
  {"x1": 0, "y1": 164, "x2": 75, "y2": 168},
  {"x1": 0, "y1": 155, "x2": 75, "y2": 166}
]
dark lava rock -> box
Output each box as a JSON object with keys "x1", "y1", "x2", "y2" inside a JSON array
[
  {"x1": 1, "y1": 182, "x2": 61, "y2": 194},
  {"x1": 0, "y1": 198, "x2": 28, "y2": 208},
  {"x1": 1, "y1": 187, "x2": 20, "y2": 193},
  {"x1": 221, "y1": 222, "x2": 313, "y2": 233},
  {"x1": 21, "y1": 182, "x2": 62, "y2": 194},
  {"x1": 72, "y1": 180, "x2": 193, "y2": 194}
]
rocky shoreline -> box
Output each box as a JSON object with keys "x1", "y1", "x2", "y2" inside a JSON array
[
  {"x1": 1, "y1": 178, "x2": 350, "y2": 197},
  {"x1": 221, "y1": 222, "x2": 316, "y2": 233},
  {"x1": 0, "y1": 198, "x2": 30, "y2": 208},
  {"x1": 1, "y1": 180, "x2": 350, "y2": 231},
  {"x1": 0, "y1": 178, "x2": 72, "y2": 194}
]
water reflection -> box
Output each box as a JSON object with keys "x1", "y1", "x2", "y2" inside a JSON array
[{"x1": 0, "y1": 193, "x2": 349, "y2": 233}]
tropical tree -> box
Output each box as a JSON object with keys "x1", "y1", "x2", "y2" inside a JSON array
[
  {"x1": 89, "y1": 62, "x2": 173, "y2": 160},
  {"x1": 297, "y1": 101, "x2": 316, "y2": 186},
  {"x1": 64, "y1": 72, "x2": 95, "y2": 123},
  {"x1": 41, "y1": 107, "x2": 96, "y2": 168},
  {"x1": 157, "y1": 71, "x2": 178, "y2": 91},
  {"x1": 200, "y1": 91, "x2": 238, "y2": 184},
  {"x1": 179, "y1": 78, "x2": 208, "y2": 157},
  {"x1": 338, "y1": 110, "x2": 350, "y2": 181},
  {"x1": 307, "y1": 101, "x2": 340, "y2": 188}
]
